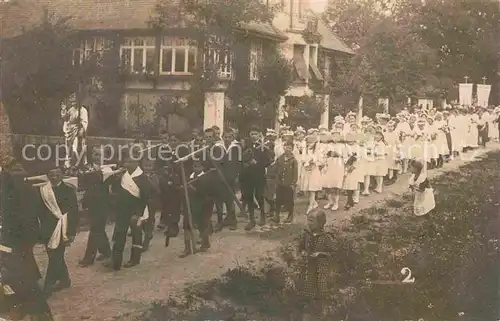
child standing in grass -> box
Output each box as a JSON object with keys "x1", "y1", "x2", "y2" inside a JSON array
[
  {"x1": 408, "y1": 159, "x2": 435, "y2": 216},
  {"x1": 296, "y1": 210, "x2": 335, "y2": 319}
]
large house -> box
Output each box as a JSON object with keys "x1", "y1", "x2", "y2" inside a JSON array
[{"x1": 1, "y1": 0, "x2": 353, "y2": 135}]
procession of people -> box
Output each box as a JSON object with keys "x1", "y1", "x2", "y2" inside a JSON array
[{"x1": 0, "y1": 102, "x2": 499, "y2": 319}]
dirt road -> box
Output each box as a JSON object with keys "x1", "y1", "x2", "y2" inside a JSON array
[{"x1": 35, "y1": 144, "x2": 497, "y2": 320}]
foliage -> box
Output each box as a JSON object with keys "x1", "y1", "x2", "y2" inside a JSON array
[
  {"x1": 331, "y1": 16, "x2": 436, "y2": 103},
  {"x1": 1, "y1": 10, "x2": 125, "y2": 136},
  {"x1": 141, "y1": 151, "x2": 500, "y2": 321},
  {"x1": 286, "y1": 95, "x2": 325, "y2": 128},
  {"x1": 409, "y1": 0, "x2": 500, "y2": 88},
  {"x1": 302, "y1": 22, "x2": 322, "y2": 44},
  {"x1": 1, "y1": 11, "x2": 79, "y2": 134},
  {"x1": 325, "y1": 0, "x2": 500, "y2": 109},
  {"x1": 226, "y1": 44, "x2": 294, "y2": 132}
]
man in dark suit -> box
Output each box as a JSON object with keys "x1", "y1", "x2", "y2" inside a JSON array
[
  {"x1": 78, "y1": 147, "x2": 112, "y2": 267},
  {"x1": 1, "y1": 158, "x2": 41, "y2": 280},
  {"x1": 35, "y1": 167, "x2": 79, "y2": 296},
  {"x1": 108, "y1": 152, "x2": 153, "y2": 270},
  {"x1": 0, "y1": 158, "x2": 51, "y2": 317},
  {"x1": 0, "y1": 158, "x2": 42, "y2": 290},
  {"x1": 156, "y1": 133, "x2": 185, "y2": 239},
  {"x1": 212, "y1": 130, "x2": 241, "y2": 231},
  {"x1": 240, "y1": 126, "x2": 274, "y2": 230}
]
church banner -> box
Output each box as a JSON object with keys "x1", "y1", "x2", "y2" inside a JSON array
[
  {"x1": 476, "y1": 84, "x2": 491, "y2": 107},
  {"x1": 458, "y1": 83, "x2": 473, "y2": 106}
]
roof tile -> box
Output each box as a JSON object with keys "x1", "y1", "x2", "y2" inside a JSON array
[
  {"x1": 1, "y1": 0, "x2": 287, "y2": 41},
  {"x1": 317, "y1": 20, "x2": 353, "y2": 55}
]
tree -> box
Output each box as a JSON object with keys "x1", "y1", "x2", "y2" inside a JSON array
[
  {"x1": 331, "y1": 16, "x2": 436, "y2": 105},
  {"x1": 0, "y1": 9, "x2": 122, "y2": 136},
  {"x1": 327, "y1": 0, "x2": 500, "y2": 108},
  {"x1": 409, "y1": 0, "x2": 500, "y2": 102},
  {"x1": 1, "y1": 10, "x2": 79, "y2": 134},
  {"x1": 226, "y1": 44, "x2": 294, "y2": 131}
]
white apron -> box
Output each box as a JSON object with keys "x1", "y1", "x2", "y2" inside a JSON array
[{"x1": 409, "y1": 173, "x2": 435, "y2": 216}]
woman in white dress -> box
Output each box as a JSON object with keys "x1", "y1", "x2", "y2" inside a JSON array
[
  {"x1": 408, "y1": 159, "x2": 435, "y2": 216},
  {"x1": 343, "y1": 133, "x2": 360, "y2": 210},
  {"x1": 490, "y1": 108, "x2": 500, "y2": 141},
  {"x1": 412, "y1": 118, "x2": 430, "y2": 166},
  {"x1": 300, "y1": 135, "x2": 325, "y2": 213},
  {"x1": 433, "y1": 112, "x2": 448, "y2": 167},
  {"x1": 361, "y1": 125, "x2": 376, "y2": 195},
  {"x1": 396, "y1": 113, "x2": 412, "y2": 174},
  {"x1": 317, "y1": 127, "x2": 330, "y2": 199},
  {"x1": 348, "y1": 123, "x2": 363, "y2": 204},
  {"x1": 323, "y1": 131, "x2": 345, "y2": 210},
  {"x1": 385, "y1": 120, "x2": 401, "y2": 184},
  {"x1": 372, "y1": 131, "x2": 388, "y2": 193},
  {"x1": 293, "y1": 126, "x2": 306, "y2": 193},
  {"x1": 466, "y1": 109, "x2": 479, "y2": 149},
  {"x1": 426, "y1": 116, "x2": 439, "y2": 169}
]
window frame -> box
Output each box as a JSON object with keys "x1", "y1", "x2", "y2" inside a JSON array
[
  {"x1": 204, "y1": 45, "x2": 233, "y2": 79},
  {"x1": 119, "y1": 37, "x2": 156, "y2": 74},
  {"x1": 72, "y1": 37, "x2": 108, "y2": 67},
  {"x1": 249, "y1": 40, "x2": 263, "y2": 80},
  {"x1": 159, "y1": 37, "x2": 197, "y2": 75}
]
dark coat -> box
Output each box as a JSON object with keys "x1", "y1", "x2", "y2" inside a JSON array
[
  {"x1": 35, "y1": 182, "x2": 79, "y2": 244},
  {"x1": 0, "y1": 171, "x2": 40, "y2": 248},
  {"x1": 113, "y1": 171, "x2": 153, "y2": 226},
  {"x1": 240, "y1": 138, "x2": 274, "y2": 183},
  {"x1": 275, "y1": 153, "x2": 299, "y2": 186}
]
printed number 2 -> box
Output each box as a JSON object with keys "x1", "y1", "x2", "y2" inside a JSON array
[{"x1": 401, "y1": 267, "x2": 415, "y2": 283}]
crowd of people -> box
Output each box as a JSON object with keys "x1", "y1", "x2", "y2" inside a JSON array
[{"x1": 0, "y1": 103, "x2": 498, "y2": 320}]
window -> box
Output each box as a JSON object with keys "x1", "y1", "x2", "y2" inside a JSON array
[
  {"x1": 298, "y1": 0, "x2": 303, "y2": 19},
  {"x1": 292, "y1": 44, "x2": 309, "y2": 81},
  {"x1": 249, "y1": 40, "x2": 263, "y2": 80},
  {"x1": 72, "y1": 37, "x2": 110, "y2": 66},
  {"x1": 318, "y1": 51, "x2": 331, "y2": 79},
  {"x1": 160, "y1": 37, "x2": 197, "y2": 74},
  {"x1": 218, "y1": 49, "x2": 232, "y2": 78},
  {"x1": 120, "y1": 37, "x2": 155, "y2": 74},
  {"x1": 308, "y1": 45, "x2": 323, "y2": 80},
  {"x1": 205, "y1": 44, "x2": 232, "y2": 79}
]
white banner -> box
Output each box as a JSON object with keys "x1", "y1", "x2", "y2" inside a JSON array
[
  {"x1": 459, "y1": 83, "x2": 473, "y2": 106},
  {"x1": 476, "y1": 84, "x2": 491, "y2": 107}
]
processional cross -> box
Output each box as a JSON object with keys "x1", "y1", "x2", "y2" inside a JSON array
[
  {"x1": 482, "y1": 76, "x2": 487, "y2": 84},
  {"x1": 463, "y1": 75, "x2": 469, "y2": 84}
]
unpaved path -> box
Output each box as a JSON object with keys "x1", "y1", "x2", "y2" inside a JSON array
[{"x1": 35, "y1": 144, "x2": 498, "y2": 320}]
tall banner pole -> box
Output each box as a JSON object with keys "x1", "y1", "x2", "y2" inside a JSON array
[
  {"x1": 357, "y1": 95, "x2": 363, "y2": 126},
  {"x1": 180, "y1": 162, "x2": 195, "y2": 254}
]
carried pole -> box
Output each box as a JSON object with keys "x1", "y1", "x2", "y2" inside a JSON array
[
  {"x1": 209, "y1": 159, "x2": 243, "y2": 212},
  {"x1": 179, "y1": 161, "x2": 195, "y2": 254}
]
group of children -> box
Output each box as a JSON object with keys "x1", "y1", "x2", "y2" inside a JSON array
[{"x1": 264, "y1": 105, "x2": 497, "y2": 218}]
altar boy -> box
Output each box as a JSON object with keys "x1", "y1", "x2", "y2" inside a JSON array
[
  {"x1": 109, "y1": 152, "x2": 152, "y2": 270},
  {"x1": 35, "y1": 167, "x2": 79, "y2": 295}
]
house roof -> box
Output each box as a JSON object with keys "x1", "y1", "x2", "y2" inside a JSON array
[
  {"x1": 1, "y1": 0, "x2": 287, "y2": 41},
  {"x1": 317, "y1": 20, "x2": 354, "y2": 55}
]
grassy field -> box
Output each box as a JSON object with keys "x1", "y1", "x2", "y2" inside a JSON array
[{"x1": 134, "y1": 151, "x2": 500, "y2": 321}]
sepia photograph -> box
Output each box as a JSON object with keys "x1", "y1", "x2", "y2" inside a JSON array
[{"x1": 0, "y1": 0, "x2": 499, "y2": 320}]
